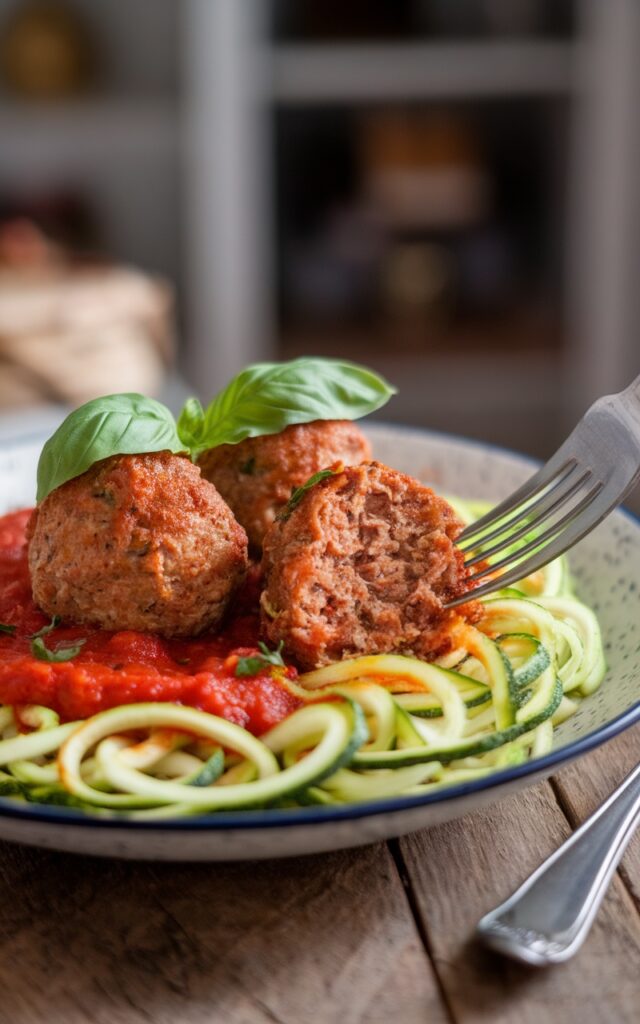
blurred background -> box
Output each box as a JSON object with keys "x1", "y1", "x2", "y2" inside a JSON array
[{"x1": 0, "y1": 0, "x2": 638, "y2": 470}]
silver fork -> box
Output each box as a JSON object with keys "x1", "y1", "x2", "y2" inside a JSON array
[
  {"x1": 476, "y1": 760, "x2": 640, "y2": 965},
  {"x1": 446, "y1": 373, "x2": 640, "y2": 607}
]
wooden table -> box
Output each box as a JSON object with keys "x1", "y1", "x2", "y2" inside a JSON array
[{"x1": 1, "y1": 725, "x2": 638, "y2": 1024}]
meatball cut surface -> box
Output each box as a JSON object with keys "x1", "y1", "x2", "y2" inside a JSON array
[
  {"x1": 28, "y1": 452, "x2": 248, "y2": 638},
  {"x1": 261, "y1": 461, "x2": 478, "y2": 669},
  {"x1": 197, "y1": 419, "x2": 371, "y2": 551}
]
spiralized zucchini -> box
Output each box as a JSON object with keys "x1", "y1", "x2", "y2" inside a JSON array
[{"x1": 0, "y1": 498, "x2": 606, "y2": 817}]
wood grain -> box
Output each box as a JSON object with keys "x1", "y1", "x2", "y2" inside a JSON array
[
  {"x1": 0, "y1": 841, "x2": 447, "y2": 1024},
  {"x1": 398, "y1": 778, "x2": 640, "y2": 1024},
  {"x1": 0, "y1": 735, "x2": 638, "y2": 1022},
  {"x1": 551, "y1": 724, "x2": 640, "y2": 909}
]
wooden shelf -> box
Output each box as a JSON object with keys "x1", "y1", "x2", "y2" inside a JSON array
[
  {"x1": 280, "y1": 324, "x2": 565, "y2": 456},
  {"x1": 281, "y1": 310, "x2": 562, "y2": 357},
  {"x1": 282, "y1": 338, "x2": 562, "y2": 406},
  {"x1": 0, "y1": 98, "x2": 179, "y2": 171},
  {"x1": 270, "y1": 41, "x2": 574, "y2": 103}
]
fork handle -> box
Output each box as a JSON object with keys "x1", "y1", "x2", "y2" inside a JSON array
[
  {"x1": 619, "y1": 373, "x2": 640, "y2": 430},
  {"x1": 622, "y1": 372, "x2": 640, "y2": 398},
  {"x1": 477, "y1": 761, "x2": 640, "y2": 966}
]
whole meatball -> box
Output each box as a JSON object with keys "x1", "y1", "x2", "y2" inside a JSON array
[
  {"x1": 260, "y1": 461, "x2": 478, "y2": 669},
  {"x1": 28, "y1": 451, "x2": 248, "y2": 637},
  {"x1": 197, "y1": 420, "x2": 371, "y2": 551}
]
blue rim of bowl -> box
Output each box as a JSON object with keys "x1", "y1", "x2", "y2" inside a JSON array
[{"x1": 0, "y1": 423, "x2": 638, "y2": 832}]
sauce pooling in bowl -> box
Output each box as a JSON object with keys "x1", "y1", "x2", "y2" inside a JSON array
[{"x1": 0, "y1": 510, "x2": 300, "y2": 732}]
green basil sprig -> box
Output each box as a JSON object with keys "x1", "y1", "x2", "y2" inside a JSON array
[
  {"x1": 35, "y1": 360, "x2": 395, "y2": 501},
  {"x1": 36, "y1": 394, "x2": 186, "y2": 503},
  {"x1": 0, "y1": 623, "x2": 16, "y2": 636},
  {"x1": 276, "y1": 468, "x2": 338, "y2": 522},
  {"x1": 177, "y1": 358, "x2": 396, "y2": 459},
  {"x1": 235, "y1": 641, "x2": 286, "y2": 678},
  {"x1": 30, "y1": 616, "x2": 86, "y2": 663}
]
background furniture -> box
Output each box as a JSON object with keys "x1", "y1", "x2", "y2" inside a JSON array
[{"x1": 0, "y1": 0, "x2": 638, "y2": 458}]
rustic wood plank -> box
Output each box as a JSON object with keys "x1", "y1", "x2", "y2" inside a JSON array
[
  {"x1": 0, "y1": 841, "x2": 448, "y2": 1024},
  {"x1": 398, "y1": 779, "x2": 640, "y2": 1024},
  {"x1": 551, "y1": 724, "x2": 640, "y2": 909}
]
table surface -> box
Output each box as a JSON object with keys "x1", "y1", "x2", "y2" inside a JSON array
[{"x1": 0, "y1": 724, "x2": 636, "y2": 1024}]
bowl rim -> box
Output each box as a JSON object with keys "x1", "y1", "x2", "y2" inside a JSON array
[
  {"x1": 0, "y1": 423, "x2": 638, "y2": 833},
  {"x1": 0, "y1": 695, "x2": 638, "y2": 832}
]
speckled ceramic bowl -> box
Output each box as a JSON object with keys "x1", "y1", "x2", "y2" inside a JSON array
[{"x1": 0, "y1": 423, "x2": 638, "y2": 860}]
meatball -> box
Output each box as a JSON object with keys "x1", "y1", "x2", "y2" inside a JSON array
[
  {"x1": 197, "y1": 420, "x2": 371, "y2": 551},
  {"x1": 28, "y1": 451, "x2": 248, "y2": 638},
  {"x1": 260, "y1": 461, "x2": 478, "y2": 669}
]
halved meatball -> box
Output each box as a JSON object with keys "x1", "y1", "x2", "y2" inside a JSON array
[
  {"x1": 260, "y1": 461, "x2": 478, "y2": 669},
  {"x1": 197, "y1": 419, "x2": 371, "y2": 551},
  {"x1": 28, "y1": 452, "x2": 248, "y2": 637}
]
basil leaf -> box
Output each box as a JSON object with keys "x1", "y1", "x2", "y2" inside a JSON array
[
  {"x1": 178, "y1": 358, "x2": 396, "y2": 457},
  {"x1": 276, "y1": 469, "x2": 338, "y2": 522},
  {"x1": 30, "y1": 616, "x2": 85, "y2": 663},
  {"x1": 235, "y1": 641, "x2": 286, "y2": 677},
  {"x1": 36, "y1": 393, "x2": 186, "y2": 502},
  {"x1": 31, "y1": 636, "x2": 86, "y2": 663},
  {"x1": 0, "y1": 623, "x2": 16, "y2": 636},
  {"x1": 31, "y1": 615, "x2": 61, "y2": 640},
  {"x1": 176, "y1": 397, "x2": 206, "y2": 452}
]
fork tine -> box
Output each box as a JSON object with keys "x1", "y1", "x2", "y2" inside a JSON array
[
  {"x1": 447, "y1": 375, "x2": 640, "y2": 609},
  {"x1": 457, "y1": 456, "x2": 577, "y2": 548},
  {"x1": 464, "y1": 481, "x2": 603, "y2": 584},
  {"x1": 463, "y1": 468, "x2": 594, "y2": 568},
  {"x1": 446, "y1": 481, "x2": 606, "y2": 607}
]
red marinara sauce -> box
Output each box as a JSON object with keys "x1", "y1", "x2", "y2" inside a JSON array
[{"x1": 0, "y1": 509, "x2": 302, "y2": 733}]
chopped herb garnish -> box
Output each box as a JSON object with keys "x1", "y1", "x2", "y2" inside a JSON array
[
  {"x1": 240, "y1": 457, "x2": 256, "y2": 475},
  {"x1": 29, "y1": 616, "x2": 85, "y2": 663},
  {"x1": 31, "y1": 636, "x2": 86, "y2": 663},
  {"x1": 276, "y1": 469, "x2": 338, "y2": 522},
  {"x1": 0, "y1": 623, "x2": 16, "y2": 636},
  {"x1": 31, "y1": 615, "x2": 61, "y2": 640},
  {"x1": 235, "y1": 641, "x2": 286, "y2": 677}
]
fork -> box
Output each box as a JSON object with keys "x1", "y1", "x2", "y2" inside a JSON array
[
  {"x1": 445, "y1": 373, "x2": 640, "y2": 607},
  {"x1": 476, "y1": 759, "x2": 640, "y2": 965}
]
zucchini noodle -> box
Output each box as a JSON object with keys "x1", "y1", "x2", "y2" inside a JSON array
[{"x1": 0, "y1": 498, "x2": 606, "y2": 817}]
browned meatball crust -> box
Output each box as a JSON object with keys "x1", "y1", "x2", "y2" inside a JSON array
[
  {"x1": 197, "y1": 419, "x2": 371, "y2": 551},
  {"x1": 260, "y1": 461, "x2": 479, "y2": 669},
  {"x1": 28, "y1": 451, "x2": 248, "y2": 638}
]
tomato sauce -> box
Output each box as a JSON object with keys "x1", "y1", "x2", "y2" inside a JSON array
[{"x1": 0, "y1": 510, "x2": 302, "y2": 733}]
